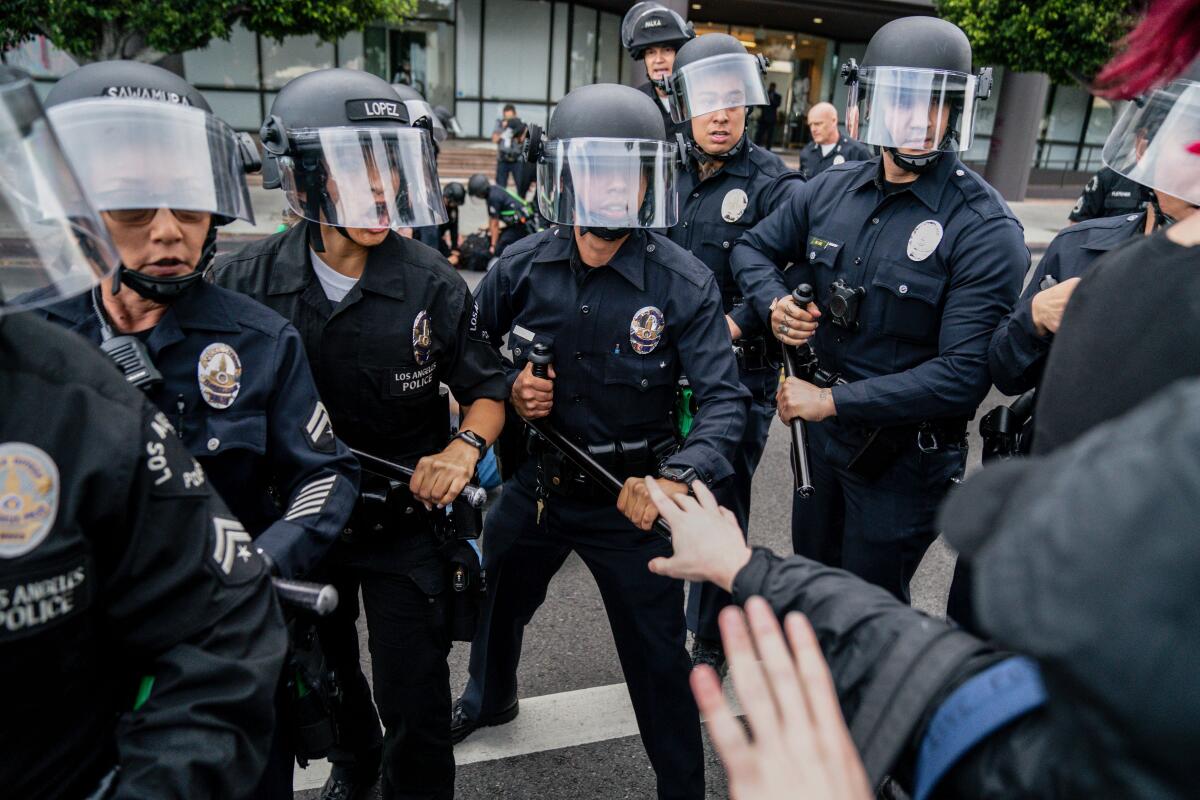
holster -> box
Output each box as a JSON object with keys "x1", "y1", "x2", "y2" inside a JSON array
[
  {"x1": 442, "y1": 539, "x2": 486, "y2": 642},
  {"x1": 845, "y1": 420, "x2": 969, "y2": 481},
  {"x1": 732, "y1": 336, "x2": 775, "y2": 372},
  {"x1": 283, "y1": 615, "x2": 339, "y2": 766}
]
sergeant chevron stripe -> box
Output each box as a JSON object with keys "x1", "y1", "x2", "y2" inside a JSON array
[
  {"x1": 306, "y1": 402, "x2": 332, "y2": 445},
  {"x1": 285, "y1": 474, "x2": 338, "y2": 521},
  {"x1": 212, "y1": 518, "x2": 252, "y2": 575}
]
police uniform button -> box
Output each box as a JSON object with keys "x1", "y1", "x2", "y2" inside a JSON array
[
  {"x1": 581, "y1": 305, "x2": 590, "y2": 315},
  {"x1": 207, "y1": 437, "x2": 220, "y2": 451},
  {"x1": 1127, "y1": 214, "x2": 1139, "y2": 221},
  {"x1": 552, "y1": 476, "x2": 561, "y2": 486},
  {"x1": 955, "y1": 169, "x2": 965, "y2": 177},
  {"x1": 722, "y1": 241, "x2": 730, "y2": 249},
  {"x1": 692, "y1": 192, "x2": 700, "y2": 198},
  {"x1": 373, "y1": 523, "x2": 384, "y2": 532},
  {"x1": 514, "y1": 346, "x2": 522, "y2": 356},
  {"x1": 575, "y1": 351, "x2": 583, "y2": 360},
  {"x1": 572, "y1": 395, "x2": 583, "y2": 403},
  {"x1": 809, "y1": 251, "x2": 817, "y2": 260},
  {"x1": 871, "y1": 217, "x2": 880, "y2": 225},
  {"x1": 343, "y1": 527, "x2": 353, "y2": 536},
  {"x1": 640, "y1": 378, "x2": 649, "y2": 388},
  {"x1": 405, "y1": 506, "x2": 415, "y2": 514},
  {"x1": 682, "y1": 221, "x2": 688, "y2": 228},
  {"x1": 854, "y1": 257, "x2": 863, "y2": 265},
  {"x1": 899, "y1": 284, "x2": 909, "y2": 294},
  {"x1": 646, "y1": 244, "x2": 656, "y2": 253}
]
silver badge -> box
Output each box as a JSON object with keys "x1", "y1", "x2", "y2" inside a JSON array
[
  {"x1": 832, "y1": 154, "x2": 846, "y2": 165},
  {"x1": 630, "y1": 306, "x2": 666, "y2": 355},
  {"x1": 721, "y1": 189, "x2": 749, "y2": 223},
  {"x1": 412, "y1": 310, "x2": 433, "y2": 366},
  {"x1": 197, "y1": 343, "x2": 242, "y2": 409},
  {"x1": 0, "y1": 443, "x2": 59, "y2": 559},
  {"x1": 906, "y1": 220, "x2": 944, "y2": 262}
]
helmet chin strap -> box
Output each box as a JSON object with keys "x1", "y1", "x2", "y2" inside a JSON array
[
  {"x1": 688, "y1": 131, "x2": 746, "y2": 168},
  {"x1": 1148, "y1": 191, "x2": 1194, "y2": 229},
  {"x1": 579, "y1": 226, "x2": 630, "y2": 241},
  {"x1": 883, "y1": 130, "x2": 960, "y2": 175},
  {"x1": 110, "y1": 225, "x2": 216, "y2": 303}
]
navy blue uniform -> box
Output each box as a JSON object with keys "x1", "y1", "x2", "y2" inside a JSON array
[
  {"x1": 798, "y1": 133, "x2": 872, "y2": 180},
  {"x1": 1068, "y1": 166, "x2": 1152, "y2": 223},
  {"x1": 485, "y1": 184, "x2": 534, "y2": 258},
  {"x1": 731, "y1": 154, "x2": 1027, "y2": 601},
  {"x1": 990, "y1": 211, "x2": 1145, "y2": 395},
  {"x1": 668, "y1": 136, "x2": 804, "y2": 641},
  {"x1": 213, "y1": 224, "x2": 508, "y2": 800},
  {"x1": 462, "y1": 226, "x2": 748, "y2": 800},
  {"x1": 37, "y1": 281, "x2": 359, "y2": 580}
]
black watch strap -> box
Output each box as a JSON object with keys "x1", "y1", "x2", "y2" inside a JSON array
[
  {"x1": 456, "y1": 429, "x2": 487, "y2": 456},
  {"x1": 658, "y1": 465, "x2": 698, "y2": 484}
]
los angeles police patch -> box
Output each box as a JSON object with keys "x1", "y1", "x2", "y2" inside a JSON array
[
  {"x1": 630, "y1": 306, "x2": 665, "y2": 354},
  {"x1": 197, "y1": 343, "x2": 242, "y2": 409},
  {"x1": 413, "y1": 310, "x2": 434, "y2": 366},
  {"x1": 0, "y1": 443, "x2": 59, "y2": 559}
]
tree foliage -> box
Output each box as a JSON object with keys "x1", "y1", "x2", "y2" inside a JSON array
[
  {"x1": 0, "y1": 0, "x2": 417, "y2": 64},
  {"x1": 937, "y1": 0, "x2": 1138, "y2": 84}
]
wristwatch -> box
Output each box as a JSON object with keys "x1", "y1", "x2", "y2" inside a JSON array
[
  {"x1": 455, "y1": 429, "x2": 488, "y2": 457},
  {"x1": 657, "y1": 465, "x2": 699, "y2": 485}
]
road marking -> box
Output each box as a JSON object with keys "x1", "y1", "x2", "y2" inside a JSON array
[{"x1": 293, "y1": 680, "x2": 742, "y2": 791}]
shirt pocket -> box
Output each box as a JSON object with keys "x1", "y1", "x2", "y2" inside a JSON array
[
  {"x1": 871, "y1": 258, "x2": 947, "y2": 343},
  {"x1": 507, "y1": 325, "x2": 554, "y2": 372},
  {"x1": 602, "y1": 350, "x2": 678, "y2": 425},
  {"x1": 805, "y1": 234, "x2": 845, "y2": 272},
  {"x1": 188, "y1": 410, "x2": 268, "y2": 457}
]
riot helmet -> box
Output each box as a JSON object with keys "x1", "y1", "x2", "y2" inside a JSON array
[
  {"x1": 433, "y1": 104, "x2": 463, "y2": 138},
  {"x1": 1102, "y1": 58, "x2": 1200, "y2": 209},
  {"x1": 0, "y1": 66, "x2": 120, "y2": 316},
  {"x1": 666, "y1": 33, "x2": 769, "y2": 124},
  {"x1": 392, "y1": 83, "x2": 448, "y2": 143},
  {"x1": 443, "y1": 181, "x2": 466, "y2": 206},
  {"x1": 467, "y1": 173, "x2": 490, "y2": 199},
  {"x1": 260, "y1": 68, "x2": 446, "y2": 239},
  {"x1": 43, "y1": 60, "x2": 257, "y2": 302},
  {"x1": 527, "y1": 83, "x2": 679, "y2": 236},
  {"x1": 621, "y1": 2, "x2": 694, "y2": 61},
  {"x1": 843, "y1": 16, "x2": 993, "y2": 173}
]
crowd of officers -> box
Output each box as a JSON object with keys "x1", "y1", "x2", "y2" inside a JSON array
[{"x1": 0, "y1": 1, "x2": 1196, "y2": 798}]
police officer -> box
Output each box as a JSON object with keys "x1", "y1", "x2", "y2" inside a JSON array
[
  {"x1": 661, "y1": 32, "x2": 805, "y2": 671},
  {"x1": 799, "y1": 101, "x2": 872, "y2": 179},
  {"x1": 1068, "y1": 165, "x2": 1153, "y2": 222},
  {"x1": 621, "y1": 1, "x2": 695, "y2": 137},
  {"x1": 211, "y1": 69, "x2": 508, "y2": 800},
  {"x1": 438, "y1": 181, "x2": 465, "y2": 263},
  {"x1": 393, "y1": 82, "x2": 451, "y2": 252},
  {"x1": 451, "y1": 83, "x2": 748, "y2": 800},
  {"x1": 467, "y1": 172, "x2": 535, "y2": 258},
  {"x1": 0, "y1": 65, "x2": 287, "y2": 799},
  {"x1": 33, "y1": 60, "x2": 360, "y2": 798},
  {"x1": 731, "y1": 16, "x2": 1027, "y2": 602}
]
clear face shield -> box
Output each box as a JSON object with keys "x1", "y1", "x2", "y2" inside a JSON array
[
  {"x1": 667, "y1": 53, "x2": 769, "y2": 123},
  {"x1": 0, "y1": 71, "x2": 120, "y2": 315},
  {"x1": 536, "y1": 138, "x2": 679, "y2": 228},
  {"x1": 276, "y1": 126, "x2": 447, "y2": 229},
  {"x1": 401, "y1": 98, "x2": 448, "y2": 143},
  {"x1": 845, "y1": 65, "x2": 986, "y2": 152},
  {"x1": 47, "y1": 97, "x2": 255, "y2": 223},
  {"x1": 1102, "y1": 76, "x2": 1200, "y2": 206}
]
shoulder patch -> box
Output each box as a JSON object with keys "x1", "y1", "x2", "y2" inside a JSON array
[
  {"x1": 145, "y1": 411, "x2": 209, "y2": 497},
  {"x1": 0, "y1": 552, "x2": 93, "y2": 641},
  {"x1": 0, "y1": 443, "x2": 59, "y2": 559}
]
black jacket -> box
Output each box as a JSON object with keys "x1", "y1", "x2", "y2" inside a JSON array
[{"x1": 0, "y1": 312, "x2": 287, "y2": 800}]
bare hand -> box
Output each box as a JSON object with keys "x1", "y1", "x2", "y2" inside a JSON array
[
  {"x1": 694, "y1": 597, "x2": 871, "y2": 800},
  {"x1": 645, "y1": 478, "x2": 749, "y2": 590},
  {"x1": 777, "y1": 377, "x2": 835, "y2": 423},
  {"x1": 511, "y1": 361, "x2": 555, "y2": 419},
  {"x1": 726, "y1": 315, "x2": 743, "y2": 341},
  {"x1": 770, "y1": 295, "x2": 820, "y2": 346},
  {"x1": 409, "y1": 438, "x2": 481, "y2": 509},
  {"x1": 1030, "y1": 277, "x2": 1081, "y2": 336},
  {"x1": 618, "y1": 476, "x2": 688, "y2": 531}
]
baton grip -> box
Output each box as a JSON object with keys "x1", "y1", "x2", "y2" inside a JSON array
[
  {"x1": 784, "y1": 284, "x2": 816, "y2": 498},
  {"x1": 272, "y1": 578, "x2": 339, "y2": 616},
  {"x1": 529, "y1": 342, "x2": 552, "y2": 379}
]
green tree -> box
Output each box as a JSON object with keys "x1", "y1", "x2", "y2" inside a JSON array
[
  {"x1": 0, "y1": 0, "x2": 417, "y2": 64},
  {"x1": 936, "y1": 0, "x2": 1137, "y2": 84}
]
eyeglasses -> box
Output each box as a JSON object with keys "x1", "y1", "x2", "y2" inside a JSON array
[{"x1": 105, "y1": 208, "x2": 210, "y2": 225}]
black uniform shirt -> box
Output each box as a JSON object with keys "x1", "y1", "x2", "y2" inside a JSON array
[
  {"x1": 989, "y1": 211, "x2": 1145, "y2": 395},
  {"x1": 0, "y1": 312, "x2": 286, "y2": 800},
  {"x1": 211, "y1": 223, "x2": 508, "y2": 464},
  {"x1": 798, "y1": 133, "x2": 873, "y2": 180},
  {"x1": 471, "y1": 226, "x2": 749, "y2": 485},
  {"x1": 731, "y1": 154, "x2": 1028, "y2": 430},
  {"x1": 669, "y1": 136, "x2": 805, "y2": 336},
  {"x1": 1068, "y1": 167, "x2": 1152, "y2": 223},
  {"x1": 36, "y1": 281, "x2": 359, "y2": 579},
  {"x1": 486, "y1": 185, "x2": 531, "y2": 228}
]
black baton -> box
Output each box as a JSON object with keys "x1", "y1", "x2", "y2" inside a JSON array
[
  {"x1": 783, "y1": 285, "x2": 816, "y2": 498},
  {"x1": 272, "y1": 578, "x2": 339, "y2": 616},
  {"x1": 350, "y1": 448, "x2": 488, "y2": 510},
  {"x1": 519, "y1": 344, "x2": 672, "y2": 541}
]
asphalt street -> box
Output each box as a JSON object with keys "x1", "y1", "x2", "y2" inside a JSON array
[{"x1": 290, "y1": 259, "x2": 1024, "y2": 799}]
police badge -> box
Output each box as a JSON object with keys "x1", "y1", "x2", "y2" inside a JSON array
[
  {"x1": 721, "y1": 189, "x2": 749, "y2": 223},
  {"x1": 197, "y1": 343, "x2": 242, "y2": 409},
  {"x1": 630, "y1": 306, "x2": 665, "y2": 354},
  {"x1": 0, "y1": 443, "x2": 59, "y2": 559},
  {"x1": 832, "y1": 154, "x2": 846, "y2": 165},
  {"x1": 906, "y1": 220, "x2": 944, "y2": 262},
  {"x1": 413, "y1": 310, "x2": 434, "y2": 365}
]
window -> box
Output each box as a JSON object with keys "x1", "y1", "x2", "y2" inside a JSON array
[
  {"x1": 184, "y1": 23, "x2": 259, "y2": 88},
  {"x1": 484, "y1": 0, "x2": 552, "y2": 99},
  {"x1": 550, "y1": 2, "x2": 570, "y2": 101},
  {"x1": 569, "y1": 6, "x2": 597, "y2": 91},
  {"x1": 596, "y1": 12, "x2": 621, "y2": 84},
  {"x1": 198, "y1": 90, "x2": 263, "y2": 130},
  {"x1": 456, "y1": 0, "x2": 481, "y2": 98},
  {"x1": 261, "y1": 35, "x2": 334, "y2": 90}
]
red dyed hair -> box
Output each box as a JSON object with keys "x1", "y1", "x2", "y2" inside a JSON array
[{"x1": 1094, "y1": 0, "x2": 1200, "y2": 98}]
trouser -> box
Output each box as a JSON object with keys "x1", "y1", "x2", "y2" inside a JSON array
[
  {"x1": 495, "y1": 160, "x2": 520, "y2": 189},
  {"x1": 317, "y1": 553, "x2": 454, "y2": 800},
  {"x1": 755, "y1": 120, "x2": 776, "y2": 149},
  {"x1": 685, "y1": 366, "x2": 776, "y2": 642},
  {"x1": 791, "y1": 421, "x2": 967, "y2": 603},
  {"x1": 494, "y1": 224, "x2": 527, "y2": 259},
  {"x1": 252, "y1": 693, "x2": 295, "y2": 800},
  {"x1": 460, "y1": 464, "x2": 705, "y2": 800}
]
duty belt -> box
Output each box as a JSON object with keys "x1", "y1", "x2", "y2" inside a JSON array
[
  {"x1": 732, "y1": 336, "x2": 775, "y2": 372},
  {"x1": 531, "y1": 435, "x2": 678, "y2": 501}
]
